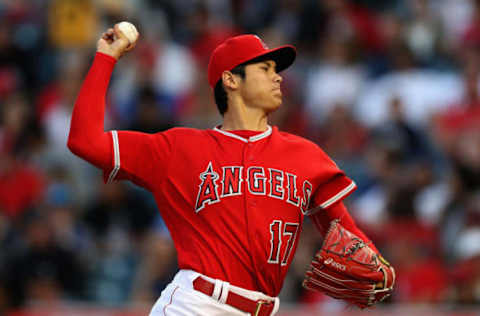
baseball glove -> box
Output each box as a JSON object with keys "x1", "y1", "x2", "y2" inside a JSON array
[{"x1": 303, "y1": 220, "x2": 395, "y2": 308}]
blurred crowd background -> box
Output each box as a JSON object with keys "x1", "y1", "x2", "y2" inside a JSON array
[{"x1": 1, "y1": 0, "x2": 480, "y2": 314}]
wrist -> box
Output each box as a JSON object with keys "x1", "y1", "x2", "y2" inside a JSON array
[{"x1": 95, "y1": 52, "x2": 118, "y2": 65}]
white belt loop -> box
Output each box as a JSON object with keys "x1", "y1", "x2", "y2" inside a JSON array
[
  {"x1": 272, "y1": 297, "x2": 280, "y2": 315},
  {"x1": 212, "y1": 279, "x2": 222, "y2": 301},
  {"x1": 219, "y1": 281, "x2": 230, "y2": 304}
]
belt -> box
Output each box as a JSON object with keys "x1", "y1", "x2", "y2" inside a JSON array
[{"x1": 193, "y1": 276, "x2": 275, "y2": 316}]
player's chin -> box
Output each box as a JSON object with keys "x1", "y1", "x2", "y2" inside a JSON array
[
  {"x1": 273, "y1": 96, "x2": 283, "y2": 108},
  {"x1": 266, "y1": 100, "x2": 282, "y2": 113}
]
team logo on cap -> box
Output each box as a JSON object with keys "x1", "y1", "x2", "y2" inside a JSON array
[{"x1": 254, "y1": 35, "x2": 269, "y2": 50}]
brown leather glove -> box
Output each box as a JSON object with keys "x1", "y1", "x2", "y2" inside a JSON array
[{"x1": 303, "y1": 220, "x2": 395, "y2": 308}]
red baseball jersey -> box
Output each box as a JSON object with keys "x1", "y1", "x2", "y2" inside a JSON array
[{"x1": 103, "y1": 125, "x2": 356, "y2": 296}]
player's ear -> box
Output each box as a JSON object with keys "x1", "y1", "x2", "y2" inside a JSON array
[{"x1": 221, "y1": 71, "x2": 240, "y2": 90}]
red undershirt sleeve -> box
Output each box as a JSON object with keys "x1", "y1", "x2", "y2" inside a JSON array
[
  {"x1": 310, "y1": 201, "x2": 379, "y2": 253},
  {"x1": 67, "y1": 52, "x2": 117, "y2": 170},
  {"x1": 67, "y1": 52, "x2": 175, "y2": 190}
]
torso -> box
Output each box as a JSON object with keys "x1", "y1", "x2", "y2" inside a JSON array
[{"x1": 150, "y1": 126, "x2": 341, "y2": 296}]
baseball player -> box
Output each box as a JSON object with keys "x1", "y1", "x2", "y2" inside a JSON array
[{"x1": 68, "y1": 24, "x2": 394, "y2": 316}]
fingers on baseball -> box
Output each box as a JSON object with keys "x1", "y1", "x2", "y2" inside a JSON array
[
  {"x1": 102, "y1": 29, "x2": 115, "y2": 43},
  {"x1": 124, "y1": 36, "x2": 138, "y2": 52}
]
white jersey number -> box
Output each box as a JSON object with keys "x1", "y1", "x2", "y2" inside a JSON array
[{"x1": 267, "y1": 220, "x2": 299, "y2": 266}]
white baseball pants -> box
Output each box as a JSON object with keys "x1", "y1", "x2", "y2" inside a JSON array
[{"x1": 149, "y1": 270, "x2": 280, "y2": 316}]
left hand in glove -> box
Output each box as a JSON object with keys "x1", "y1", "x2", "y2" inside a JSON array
[{"x1": 303, "y1": 220, "x2": 395, "y2": 308}]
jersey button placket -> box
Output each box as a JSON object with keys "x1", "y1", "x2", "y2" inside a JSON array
[
  {"x1": 245, "y1": 141, "x2": 256, "y2": 208},
  {"x1": 243, "y1": 140, "x2": 257, "y2": 280},
  {"x1": 244, "y1": 141, "x2": 254, "y2": 207},
  {"x1": 247, "y1": 141, "x2": 254, "y2": 161}
]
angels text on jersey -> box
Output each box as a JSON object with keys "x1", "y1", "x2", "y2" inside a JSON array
[{"x1": 195, "y1": 161, "x2": 312, "y2": 213}]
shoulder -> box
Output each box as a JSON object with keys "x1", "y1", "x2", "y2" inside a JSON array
[
  {"x1": 276, "y1": 129, "x2": 313, "y2": 144},
  {"x1": 151, "y1": 127, "x2": 215, "y2": 146},
  {"x1": 156, "y1": 127, "x2": 208, "y2": 138},
  {"x1": 274, "y1": 127, "x2": 334, "y2": 161},
  {"x1": 275, "y1": 128, "x2": 320, "y2": 149}
]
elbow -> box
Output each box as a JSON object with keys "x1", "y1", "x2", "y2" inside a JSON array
[
  {"x1": 67, "y1": 129, "x2": 91, "y2": 157},
  {"x1": 67, "y1": 131, "x2": 111, "y2": 169},
  {"x1": 67, "y1": 134, "x2": 82, "y2": 156}
]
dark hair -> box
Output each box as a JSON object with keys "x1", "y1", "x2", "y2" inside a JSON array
[
  {"x1": 213, "y1": 55, "x2": 272, "y2": 116},
  {"x1": 214, "y1": 64, "x2": 246, "y2": 116}
]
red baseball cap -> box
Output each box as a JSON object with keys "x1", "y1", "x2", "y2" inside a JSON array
[{"x1": 207, "y1": 34, "x2": 296, "y2": 88}]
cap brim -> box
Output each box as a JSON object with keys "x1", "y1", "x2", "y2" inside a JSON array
[{"x1": 245, "y1": 45, "x2": 296, "y2": 73}]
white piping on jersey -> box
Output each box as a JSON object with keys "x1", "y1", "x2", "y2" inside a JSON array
[
  {"x1": 304, "y1": 181, "x2": 356, "y2": 216},
  {"x1": 107, "y1": 130, "x2": 120, "y2": 183},
  {"x1": 212, "y1": 125, "x2": 272, "y2": 143},
  {"x1": 320, "y1": 181, "x2": 356, "y2": 209}
]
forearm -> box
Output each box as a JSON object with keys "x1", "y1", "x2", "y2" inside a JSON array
[
  {"x1": 67, "y1": 52, "x2": 116, "y2": 169},
  {"x1": 310, "y1": 202, "x2": 379, "y2": 253}
]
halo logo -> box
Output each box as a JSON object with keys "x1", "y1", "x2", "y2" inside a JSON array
[{"x1": 254, "y1": 35, "x2": 269, "y2": 50}]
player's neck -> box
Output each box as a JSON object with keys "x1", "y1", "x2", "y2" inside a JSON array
[{"x1": 221, "y1": 105, "x2": 269, "y2": 131}]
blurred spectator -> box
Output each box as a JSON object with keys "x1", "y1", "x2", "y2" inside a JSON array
[
  {"x1": 455, "y1": 227, "x2": 480, "y2": 263},
  {"x1": 413, "y1": 161, "x2": 452, "y2": 226},
  {"x1": 82, "y1": 181, "x2": 158, "y2": 304},
  {"x1": 44, "y1": 165, "x2": 91, "y2": 253},
  {"x1": 110, "y1": 12, "x2": 196, "y2": 125},
  {"x1": 305, "y1": 36, "x2": 367, "y2": 124},
  {"x1": 0, "y1": 279, "x2": 7, "y2": 314},
  {"x1": 1, "y1": 93, "x2": 31, "y2": 153},
  {"x1": 98, "y1": 0, "x2": 140, "y2": 26},
  {"x1": 449, "y1": 193, "x2": 480, "y2": 303},
  {"x1": 382, "y1": 219, "x2": 448, "y2": 303},
  {"x1": 404, "y1": 0, "x2": 446, "y2": 67},
  {"x1": 188, "y1": 2, "x2": 238, "y2": 66},
  {"x1": 433, "y1": 51, "x2": 480, "y2": 193},
  {"x1": 461, "y1": 0, "x2": 480, "y2": 49},
  {"x1": 130, "y1": 232, "x2": 177, "y2": 304},
  {"x1": 235, "y1": 0, "x2": 273, "y2": 35},
  {"x1": 315, "y1": 105, "x2": 368, "y2": 160},
  {"x1": 127, "y1": 85, "x2": 176, "y2": 133},
  {"x1": 39, "y1": 51, "x2": 87, "y2": 152},
  {"x1": 4, "y1": 209, "x2": 86, "y2": 307},
  {"x1": 0, "y1": 152, "x2": 45, "y2": 219},
  {"x1": 441, "y1": 192, "x2": 480, "y2": 260},
  {"x1": 321, "y1": 0, "x2": 384, "y2": 54},
  {"x1": 0, "y1": 94, "x2": 45, "y2": 219},
  {"x1": 355, "y1": 42, "x2": 461, "y2": 128},
  {"x1": 350, "y1": 95, "x2": 432, "y2": 227},
  {"x1": 271, "y1": 0, "x2": 304, "y2": 43},
  {"x1": 434, "y1": 0, "x2": 474, "y2": 50},
  {"x1": 0, "y1": 14, "x2": 26, "y2": 100},
  {"x1": 372, "y1": 96, "x2": 435, "y2": 164},
  {"x1": 450, "y1": 255, "x2": 480, "y2": 304},
  {"x1": 86, "y1": 227, "x2": 137, "y2": 304},
  {"x1": 47, "y1": 0, "x2": 99, "y2": 48},
  {"x1": 83, "y1": 182, "x2": 157, "y2": 243},
  {"x1": 372, "y1": 168, "x2": 449, "y2": 303},
  {"x1": 36, "y1": 50, "x2": 100, "y2": 206}
]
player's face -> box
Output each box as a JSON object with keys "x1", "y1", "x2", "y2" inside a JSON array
[{"x1": 239, "y1": 60, "x2": 283, "y2": 113}]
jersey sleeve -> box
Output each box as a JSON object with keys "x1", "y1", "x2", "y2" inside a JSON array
[
  {"x1": 306, "y1": 146, "x2": 357, "y2": 215},
  {"x1": 103, "y1": 128, "x2": 176, "y2": 190}
]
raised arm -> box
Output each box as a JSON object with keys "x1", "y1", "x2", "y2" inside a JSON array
[{"x1": 67, "y1": 24, "x2": 138, "y2": 169}]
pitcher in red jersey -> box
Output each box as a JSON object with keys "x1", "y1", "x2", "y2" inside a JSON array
[{"x1": 68, "y1": 23, "x2": 390, "y2": 315}]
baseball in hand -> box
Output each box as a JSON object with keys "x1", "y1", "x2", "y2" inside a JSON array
[{"x1": 117, "y1": 21, "x2": 139, "y2": 45}]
